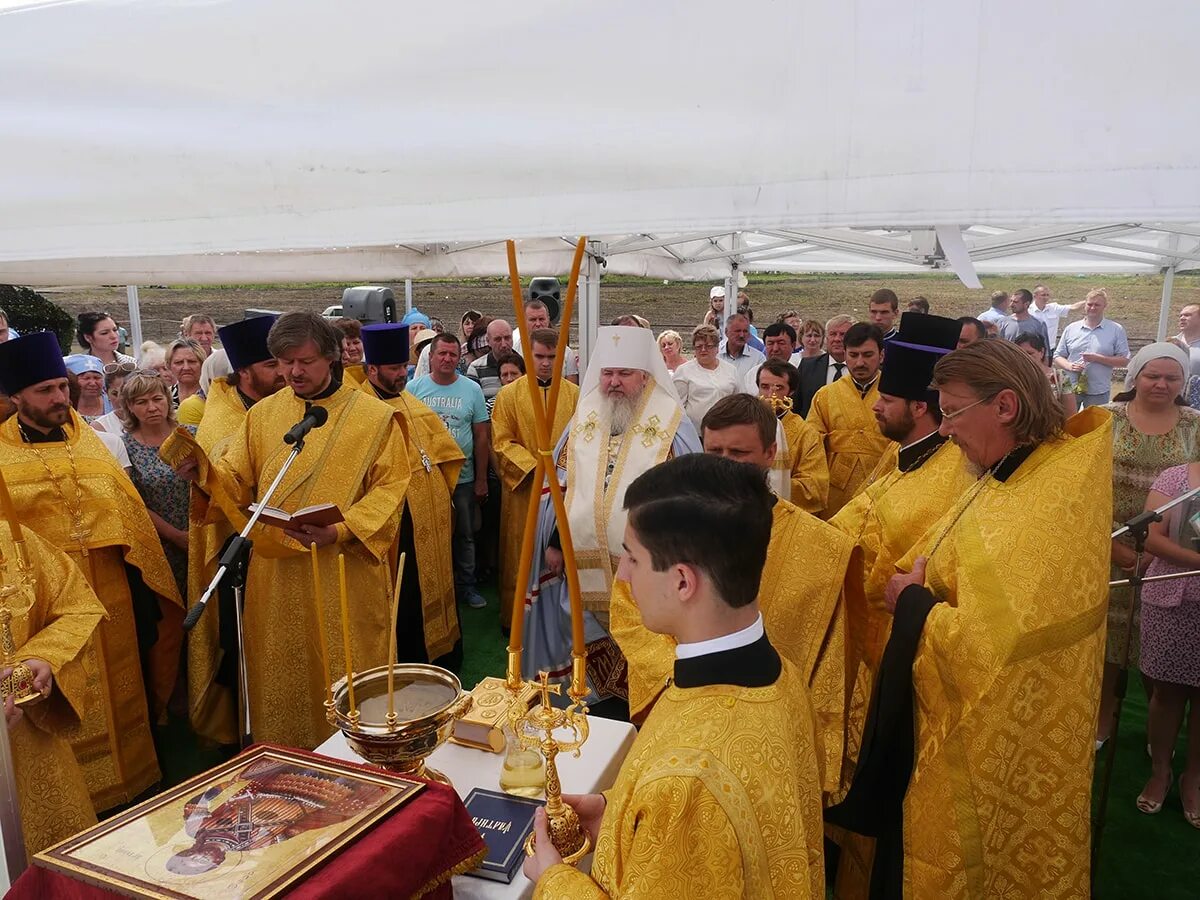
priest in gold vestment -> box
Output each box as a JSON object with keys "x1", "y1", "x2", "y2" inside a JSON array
[
  {"x1": 491, "y1": 327, "x2": 579, "y2": 625},
  {"x1": 526, "y1": 455, "x2": 824, "y2": 898},
  {"x1": 612, "y1": 393, "x2": 856, "y2": 793},
  {"x1": 186, "y1": 315, "x2": 284, "y2": 746},
  {"x1": 0, "y1": 332, "x2": 182, "y2": 812},
  {"x1": 826, "y1": 312, "x2": 973, "y2": 895},
  {"x1": 755, "y1": 358, "x2": 829, "y2": 514},
  {"x1": 359, "y1": 323, "x2": 464, "y2": 669},
  {"x1": 2, "y1": 519, "x2": 104, "y2": 856},
  {"x1": 827, "y1": 340, "x2": 1110, "y2": 898},
  {"x1": 174, "y1": 312, "x2": 410, "y2": 750},
  {"x1": 806, "y1": 322, "x2": 893, "y2": 517}
]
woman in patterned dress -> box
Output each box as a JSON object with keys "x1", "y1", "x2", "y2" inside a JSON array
[
  {"x1": 120, "y1": 370, "x2": 195, "y2": 597},
  {"x1": 1099, "y1": 343, "x2": 1200, "y2": 750},
  {"x1": 1138, "y1": 463, "x2": 1200, "y2": 826}
]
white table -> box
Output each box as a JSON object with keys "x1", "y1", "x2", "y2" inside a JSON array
[{"x1": 316, "y1": 713, "x2": 636, "y2": 899}]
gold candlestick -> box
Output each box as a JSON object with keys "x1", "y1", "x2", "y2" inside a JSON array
[
  {"x1": 337, "y1": 553, "x2": 358, "y2": 728},
  {"x1": 309, "y1": 543, "x2": 335, "y2": 723},
  {"x1": 386, "y1": 552, "x2": 405, "y2": 731},
  {"x1": 516, "y1": 670, "x2": 591, "y2": 865}
]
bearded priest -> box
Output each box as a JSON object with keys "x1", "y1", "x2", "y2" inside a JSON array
[
  {"x1": 525, "y1": 454, "x2": 824, "y2": 898},
  {"x1": 520, "y1": 326, "x2": 700, "y2": 716}
]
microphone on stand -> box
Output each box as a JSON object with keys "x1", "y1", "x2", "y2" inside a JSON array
[{"x1": 284, "y1": 405, "x2": 329, "y2": 445}]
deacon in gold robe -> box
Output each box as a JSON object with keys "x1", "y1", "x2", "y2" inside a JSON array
[
  {"x1": 825, "y1": 312, "x2": 972, "y2": 896},
  {"x1": 359, "y1": 322, "x2": 464, "y2": 669},
  {"x1": 827, "y1": 340, "x2": 1110, "y2": 898},
  {"x1": 174, "y1": 312, "x2": 410, "y2": 750},
  {"x1": 186, "y1": 315, "x2": 285, "y2": 746},
  {"x1": 806, "y1": 322, "x2": 893, "y2": 517},
  {"x1": 2, "y1": 520, "x2": 104, "y2": 856},
  {"x1": 612, "y1": 392, "x2": 857, "y2": 793},
  {"x1": 755, "y1": 358, "x2": 829, "y2": 514},
  {"x1": 527, "y1": 455, "x2": 824, "y2": 898},
  {"x1": 0, "y1": 332, "x2": 182, "y2": 812},
  {"x1": 491, "y1": 327, "x2": 579, "y2": 625}
]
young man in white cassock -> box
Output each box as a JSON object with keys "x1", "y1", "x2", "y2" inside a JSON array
[{"x1": 520, "y1": 326, "x2": 701, "y2": 717}]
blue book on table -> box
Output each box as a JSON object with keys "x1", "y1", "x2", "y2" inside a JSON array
[{"x1": 463, "y1": 788, "x2": 545, "y2": 883}]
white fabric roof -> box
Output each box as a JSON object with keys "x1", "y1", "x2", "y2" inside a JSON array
[{"x1": 1, "y1": 0, "x2": 1198, "y2": 287}]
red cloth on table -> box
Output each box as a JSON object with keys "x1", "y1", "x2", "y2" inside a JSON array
[{"x1": 5, "y1": 744, "x2": 484, "y2": 900}]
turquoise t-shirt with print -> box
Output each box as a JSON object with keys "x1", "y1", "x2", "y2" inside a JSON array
[{"x1": 406, "y1": 374, "x2": 489, "y2": 483}]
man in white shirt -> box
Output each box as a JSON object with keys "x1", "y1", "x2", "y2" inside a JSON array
[
  {"x1": 1029, "y1": 284, "x2": 1084, "y2": 349},
  {"x1": 977, "y1": 290, "x2": 1011, "y2": 332},
  {"x1": 511, "y1": 299, "x2": 580, "y2": 384},
  {"x1": 743, "y1": 322, "x2": 799, "y2": 393},
  {"x1": 795, "y1": 314, "x2": 852, "y2": 417},
  {"x1": 718, "y1": 313, "x2": 765, "y2": 383}
]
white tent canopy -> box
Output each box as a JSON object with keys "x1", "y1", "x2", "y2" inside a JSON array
[{"x1": 0, "y1": 0, "x2": 1198, "y2": 355}]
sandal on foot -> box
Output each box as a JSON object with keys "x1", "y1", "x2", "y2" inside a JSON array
[
  {"x1": 1137, "y1": 776, "x2": 1173, "y2": 815},
  {"x1": 1181, "y1": 778, "x2": 1200, "y2": 828}
]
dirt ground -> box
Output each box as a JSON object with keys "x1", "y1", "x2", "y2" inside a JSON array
[{"x1": 41, "y1": 272, "x2": 1200, "y2": 352}]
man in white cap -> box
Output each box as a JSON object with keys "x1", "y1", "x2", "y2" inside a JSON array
[{"x1": 520, "y1": 326, "x2": 701, "y2": 715}]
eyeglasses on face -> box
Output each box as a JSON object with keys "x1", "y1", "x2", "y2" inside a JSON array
[{"x1": 939, "y1": 393, "x2": 995, "y2": 421}]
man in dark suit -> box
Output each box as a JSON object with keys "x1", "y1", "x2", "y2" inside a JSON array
[{"x1": 795, "y1": 314, "x2": 853, "y2": 417}]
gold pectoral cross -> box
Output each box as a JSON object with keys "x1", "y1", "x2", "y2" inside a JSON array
[{"x1": 70, "y1": 518, "x2": 91, "y2": 556}]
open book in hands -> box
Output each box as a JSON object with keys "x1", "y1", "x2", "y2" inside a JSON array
[{"x1": 248, "y1": 502, "x2": 344, "y2": 529}]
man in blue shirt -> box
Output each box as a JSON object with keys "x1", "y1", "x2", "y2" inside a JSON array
[
  {"x1": 1053, "y1": 288, "x2": 1130, "y2": 408},
  {"x1": 407, "y1": 333, "x2": 491, "y2": 608}
]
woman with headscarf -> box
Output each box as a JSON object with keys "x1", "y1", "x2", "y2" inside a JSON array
[
  {"x1": 1099, "y1": 342, "x2": 1200, "y2": 757},
  {"x1": 63, "y1": 354, "x2": 110, "y2": 423}
]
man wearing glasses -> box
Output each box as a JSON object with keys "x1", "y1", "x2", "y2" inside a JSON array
[{"x1": 829, "y1": 340, "x2": 1111, "y2": 896}]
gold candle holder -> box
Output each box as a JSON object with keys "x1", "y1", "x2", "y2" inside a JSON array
[{"x1": 516, "y1": 671, "x2": 591, "y2": 865}]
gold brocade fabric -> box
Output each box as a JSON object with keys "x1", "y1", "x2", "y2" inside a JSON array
[
  {"x1": 200, "y1": 383, "x2": 411, "y2": 749},
  {"x1": 3, "y1": 526, "x2": 104, "y2": 856},
  {"x1": 899, "y1": 408, "x2": 1112, "y2": 897},
  {"x1": 354, "y1": 377, "x2": 465, "y2": 661},
  {"x1": 610, "y1": 499, "x2": 856, "y2": 793},
  {"x1": 0, "y1": 412, "x2": 181, "y2": 810},
  {"x1": 828, "y1": 438, "x2": 972, "y2": 897},
  {"x1": 491, "y1": 376, "x2": 578, "y2": 624},
  {"x1": 805, "y1": 376, "x2": 893, "y2": 517},
  {"x1": 533, "y1": 663, "x2": 824, "y2": 899},
  {"x1": 780, "y1": 411, "x2": 830, "y2": 515},
  {"x1": 186, "y1": 379, "x2": 253, "y2": 746}
]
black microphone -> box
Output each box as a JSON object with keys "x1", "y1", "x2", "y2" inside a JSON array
[{"x1": 283, "y1": 405, "x2": 329, "y2": 445}]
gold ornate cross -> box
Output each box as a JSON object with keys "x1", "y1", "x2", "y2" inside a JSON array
[
  {"x1": 572, "y1": 411, "x2": 599, "y2": 443},
  {"x1": 631, "y1": 415, "x2": 669, "y2": 448}
]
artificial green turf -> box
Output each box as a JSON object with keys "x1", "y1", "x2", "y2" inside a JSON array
[{"x1": 1091, "y1": 681, "x2": 1195, "y2": 899}]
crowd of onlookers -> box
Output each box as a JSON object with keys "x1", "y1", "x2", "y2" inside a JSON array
[{"x1": 1, "y1": 277, "x2": 1198, "y2": 826}]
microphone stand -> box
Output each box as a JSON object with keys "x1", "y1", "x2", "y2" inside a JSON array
[
  {"x1": 1092, "y1": 481, "x2": 1200, "y2": 892},
  {"x1": 183, "y1": 429, "x2": 316, "y2": 750}
]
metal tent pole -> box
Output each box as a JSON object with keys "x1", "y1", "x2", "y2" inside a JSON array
[
  {"x1": 404, "y1": 279, "x2": 413, "y2": 314},
  {"x1": 1157, "y1": 263, "x2": 1178, "y2": 342},
  {"x1": 578, "y1": 242, "x2": 603, "y2": 372},
  {"x1": 126, "y1": 285, "x2": 143, "y2": 361}
]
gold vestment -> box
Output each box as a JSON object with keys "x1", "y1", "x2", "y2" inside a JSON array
[
  {"x1": 610, "y1": 498, "x2": 857, "y2": 792},
  {"x1": 491, "y1": 376, "x2": 578, "y2": 624},
  {"x1": 355, "y1": 376, "x2": 464, "y2": 661},
  {"x1": 533, "y1": 661, "x2": 823, "y2": 899},
  {"x1": 195, "y1": 382, "x2": 410, "y2": 749},
  {"x1": 186, "y1": 379, "x2": 252, "y2": 745},
  {"x1": 897, "y1": 408, "x2": 1111, "y2": 897},
  {"x1": 779, "y1": 410, "x2": 830, "y2": 515},
  {"x1": 0, "y1": 412, "x2": 182, "y2": 811},
  {"x1": 805, "y1": 375, "x2": 893, "y2": 517},
  {"x1": 827, "y1": 436, "x2": 971, "y2": 895},
  {"x1": 3, "y1": 526, "x2": 103, "y2": 856}
]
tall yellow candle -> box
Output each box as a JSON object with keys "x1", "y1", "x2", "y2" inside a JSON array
[
  {"x1": 387, "y1": 552, "x2": 406, "y2": 724},
  {"x1": 337, "y1": 553, "x2": 357, "y2": 716},
  {"x1": 309, "y1": 543, "x2": 333, "y2": 705}
]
